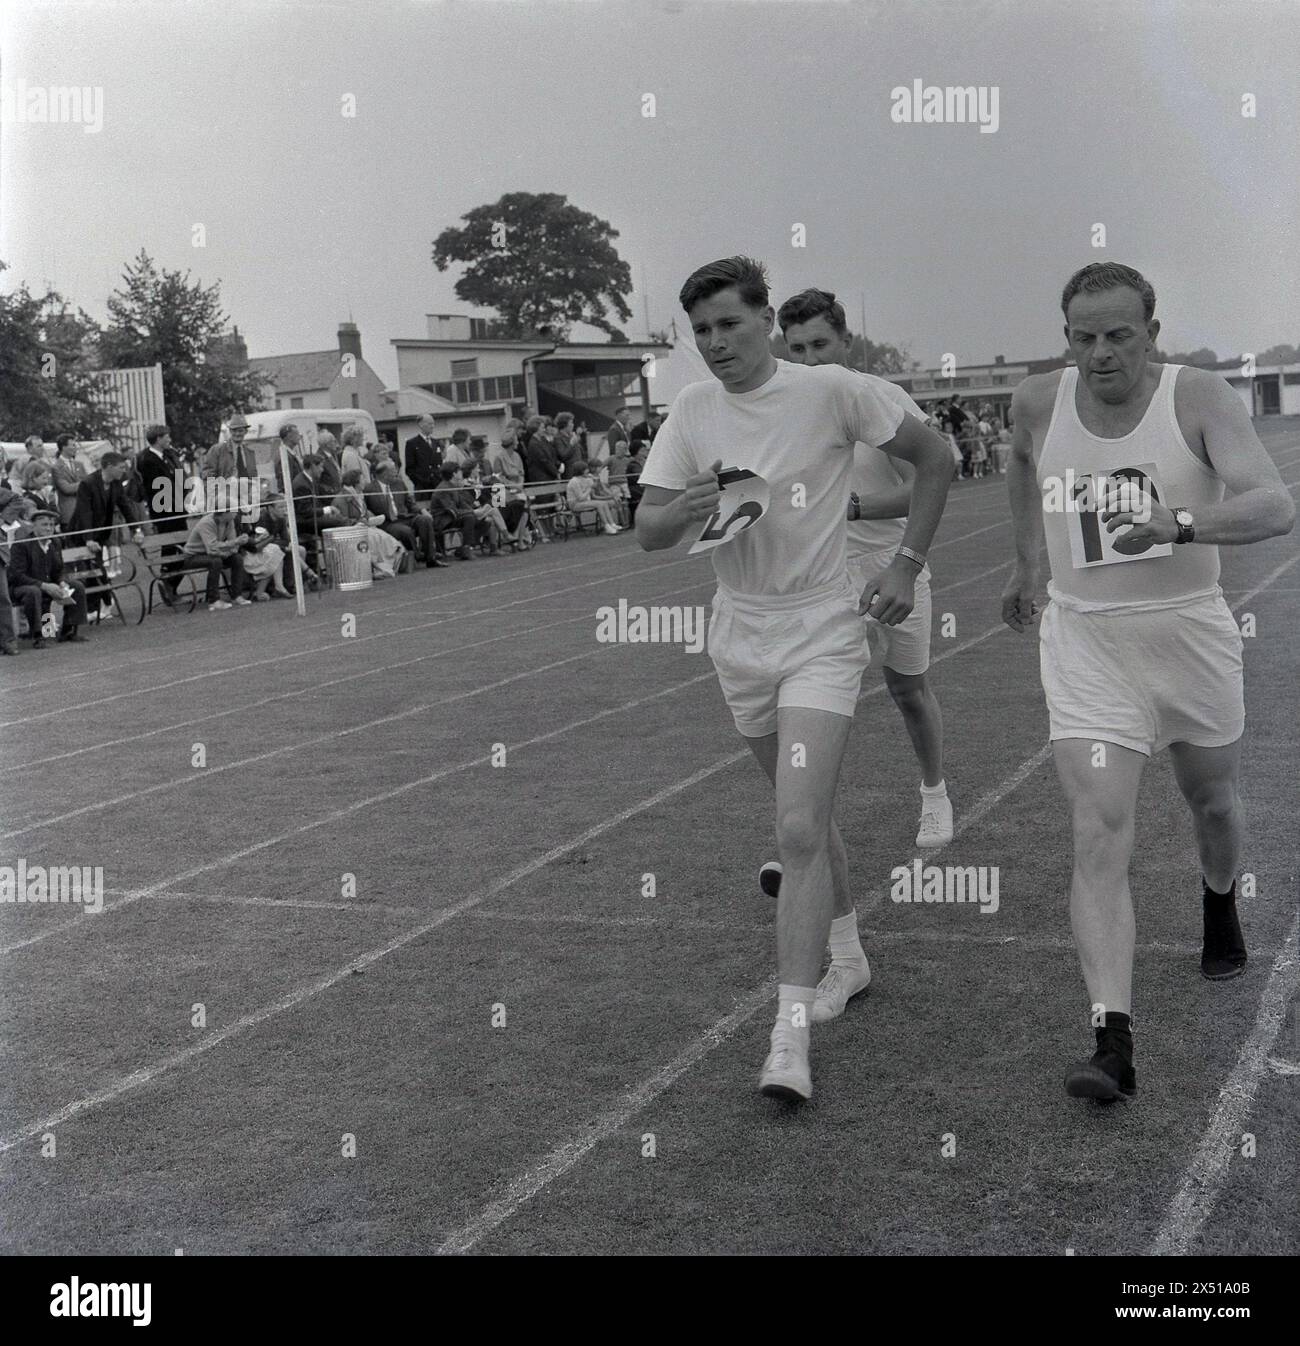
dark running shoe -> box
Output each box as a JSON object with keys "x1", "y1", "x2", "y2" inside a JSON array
[
  {"x1": 1065, "y1": 1046, "x2": 1136, "y2": 1104},
  {"x1": 1201, "y1": 887, "x2": 1247, "y2": 980},
  {"x1": 759, "y1": 860, "x2": 783, "y2": 898}
]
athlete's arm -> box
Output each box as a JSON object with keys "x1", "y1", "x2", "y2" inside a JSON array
[
  {"x1": 1002, "y1": 377, "x2": 1046, "y2": 632},
  {"x1": 857, "y1": 416, "x2": 952, "y2": 624},
  {"x1": 1104, "y1": 369, "x2": 1295, "y2": 548},
  {"x1": 634, "y1": 460, "x2": 722, "y2": 551},
  {"x1": 854, "y1": 456, "x2": 914, "y2": 520}
]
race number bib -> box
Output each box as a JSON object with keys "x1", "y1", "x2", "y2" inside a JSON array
[
  {"x1": 1066, "y1": 463, "x2": 1173, "y2": 569},
  {"x1": 688, "y1": 469, "x2": 770, "y2": 555}
]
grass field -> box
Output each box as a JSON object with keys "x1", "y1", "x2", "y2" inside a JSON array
[{"x1": 2, "y1": 422, "x2": 1297, "y2": 1256}]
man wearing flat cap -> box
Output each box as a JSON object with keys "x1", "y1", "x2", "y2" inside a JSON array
[{"x1": 7, "y1": 508, "x2": 89, "y2": 648}]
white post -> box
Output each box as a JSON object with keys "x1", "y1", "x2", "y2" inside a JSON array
[{"x1": 278, "y1": 445, "x2": 307, "y2": 618}]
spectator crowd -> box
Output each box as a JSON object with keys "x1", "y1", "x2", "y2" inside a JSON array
[{"x1": 1, "y1": 409, "x2": 658, "y2": 655}]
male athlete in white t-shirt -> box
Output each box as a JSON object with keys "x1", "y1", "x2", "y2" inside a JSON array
[
  {"x1": 636, "y1": 257, "x2": 954, "y2": 1101},
  {"x1": 1003, "y1": 262, "x2": 1295, "y2": 1104}
]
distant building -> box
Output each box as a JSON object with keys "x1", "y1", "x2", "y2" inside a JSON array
[
  {"x1": 249, "y1": 322, "x2": 386, "y2": 419},
  {"x1": 1219, "y1": 362, "x2": 1300, "y2": 417},
  {"x1": 391, "y1": 313, "x2": 672, "y2": 446}
]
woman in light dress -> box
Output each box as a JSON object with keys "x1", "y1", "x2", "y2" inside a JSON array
[{"x1": 330, "y1": 468, "x2": 406, "y2": 578}]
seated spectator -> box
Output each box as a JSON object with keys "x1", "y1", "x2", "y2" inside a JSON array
[
  {"x1": 490, "y1": 432, "x2": 531, "y2": 549},
  {"x1": 427, "y1": 462, "x2": 482, "y2": 560},
  {"x1": 366, "y1": 458, "x2": 446, "y2": 567},
  {"x1": 253, "y1": 492, "x2": 319, "y2": 593},
  {"x1": 236, "y1": 523, "x2": 290, "y2": 601},
  {"x1": 290, "y1": 454, "x2": 344, "y2": 537},
  {"x1": 315, "y1": 431, "x2": 344, "y2": 496},
  {"x1": 331, "y1": 468, "x2": 408, "y2": 578},
  {"x1": 51, "y1": 434, "x2": 88, "y2": 529},
  {"x1": 7, "y1": 508, "x2": 90, "y2": 646},
  {"x1": 607, "y1": 440, "x2": 633, "y2": 498},
  {"x1": 0, "y1": 491, "x2": 36, "y2": 653},
  {"x1": 19, "y1": 457, "x2": 58, "y2": 514},
  {"x1": 339, "y1": 426, "x2": 372, "y2": 487},
  {"x1": 463, "y1": 435, "x2": 498, "y2": 485},
  {"x1": 565, "y1": 461, "x2": 623, "y2": 535},
  {"x1": 182, "y1": 507, "x2": 252, "y2": 610}
]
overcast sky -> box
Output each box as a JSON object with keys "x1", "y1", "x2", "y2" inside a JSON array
[{"x1": 2, "y1": 0, "x2": 1297, "y2": 390}]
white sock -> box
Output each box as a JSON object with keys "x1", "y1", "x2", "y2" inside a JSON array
[
  {"x1": 775, "y1": 985, "x2": 817, "y2": 1040},
  {"x1": 828, "y1": 914, "x2": 866, "y2": 966},
  {"x1": 920, "y1": 778, "x2": 947, "y2": 798}
]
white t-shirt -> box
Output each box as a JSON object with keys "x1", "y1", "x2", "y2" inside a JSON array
[
  {"x1": 847, "y1": 374, "x2": 927, "y2": 557},
  {"x1": 640, "y1": 360, "x2": 904, "y2": 597}
]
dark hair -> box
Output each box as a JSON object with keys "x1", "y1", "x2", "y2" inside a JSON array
[
  {"x1": 279, "y1": 423, "x2": 299, "y2": 440},
  {"x1": 629, "y1": 438, "x2": 648, "y2": 455},
  {"x1": 1061, "y1": 262, "x2": 1155, "y2": 324},
  {"x1": 679, "y1": 255, "x2": 769, "y2": 315},
  {"x1": 777, "y1": 287, "x2": 848, "y2": 336},
  {"x1": 451, "y1": 428, "x2": 469, "y2": 444},
  {"x1": 572, "y1": 459, "x2": 588, "y2": 474},
  {"x1": 100, "y1": 451, "x2": 126, "y2": 468},
  {"x1": 56, "y1": 432, "x2": 75, "y2": 451},
  {"x1": 341, "y1": 468, "x2": 363, "y2": 487},
  {"x1": 301, "y1": 453, "x2": 323, "y2": 469},
  {"x1": 555, "y1": 412, "x2": 573, "y2": 430},
  {"x1": 145, "y1": 424, "x2": 168, "y2": 444},
  {"x1": 438, "y1": 462, "x2": 460, "y2": 481}
]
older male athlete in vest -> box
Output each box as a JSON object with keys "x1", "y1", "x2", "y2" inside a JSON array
[{"x1": 1003, "y1": 262, "x2": 1295, "y2": 1104}]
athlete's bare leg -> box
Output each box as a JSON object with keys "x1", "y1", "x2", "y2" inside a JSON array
[
  {"x1": 1168, "y1": 738, "x2": 1244, "y2": 893},
  {"x1": 745, "y1": 726, "x2": 853, "y2": 922},
  {"x1": 882, "y1": 665, "x2": 944, "y2": 787},
  {"x1": 1052, "y1": 738, "x2": 1147, "y2": 1017}
]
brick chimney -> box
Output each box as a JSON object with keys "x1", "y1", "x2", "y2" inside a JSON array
[{"x1": 338, "y1": 322, "x2": 362, "y2": 361}]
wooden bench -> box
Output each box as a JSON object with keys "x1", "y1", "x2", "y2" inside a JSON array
[
  {"x1": 62, "y1": 545, "x2": 145, "y2": 626},
  {"x1": 136, "y1": 531, "x2": 212, "y2": 614}
]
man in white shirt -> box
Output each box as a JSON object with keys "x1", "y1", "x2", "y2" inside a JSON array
[{"x1": 636, "y1": 257, "x2": 953, "y2": 1101}]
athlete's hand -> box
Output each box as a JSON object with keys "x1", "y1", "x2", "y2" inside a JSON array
[
  {"x1": 1103, "y1": 497, "x2": 1177, "y2": 553},
  {"x1": 859, "y1": 560, "x2": 915, "y2": 626},
  {"x1": 678, "y1": 459, "x2": 723, "y2": 523},
  {"x1": 1001, "y1": 570, "x2": 1040, "y2": 632}
]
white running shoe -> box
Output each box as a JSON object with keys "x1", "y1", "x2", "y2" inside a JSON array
[
  {"x1": 916, "y1": 793, "x2": 954, "y2": 847},
  {"x1": 812, "y1": 959, "x2": 872, "y2": 1023},
  {"x1": 759, "y1": 1036, "x2": 812, "y2": 1101},
  {"x1": 234, "y1": 596, "x2": 252, "y2": 606},
  {"x1": 209, "y1": 600, "x2": 232, "y2": 611}
]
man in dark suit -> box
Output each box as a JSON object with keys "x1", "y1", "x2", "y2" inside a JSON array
[
  {"x1": 275, "y1": 423, "x2": 305, "y2": 492},
  {"x1": 315, "y1": 431, "x2": 344, "y2": 497},
  {"x1": 366, "y1": 458, "x2": 445, "y2": 566},
  {"x1": 630, "y1": 409, "x2": 664, "y2": 444},
  {"x1": 8, "y1": 509, "x2": 89, "y2": 647},
  {"x1": 427, "y1": 462, "x2": 482, "y2": 560},
  {"x1": 404, "y1": 416, "x2": 443, "y2": 505},
  {"x1": 137, "y1": 424, "x2": 186, "y2": 531},
  {"x1": 71, "y1": 451, "x2": 139, "y2": 547},
  {"x1": 290, "y1": 456, "x2": 344, "y2": 538}
]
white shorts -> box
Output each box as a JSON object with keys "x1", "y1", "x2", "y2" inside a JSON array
[
  {"x1": 707, "y1": 575, "x2": 870, "y2": 737},
  {"x1": 846, "y1": 548, "x2": 933, "y2": 677},
  {"x1": 1039, "y1": 587, "x2": 1244, "y2": 757}
]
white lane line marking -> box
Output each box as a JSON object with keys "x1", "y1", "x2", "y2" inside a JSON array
[
  {"x1": 1149, "y1": 910, "x2": 1300, "y2": 1257},
  {"x1": 0, "y1": 757, "x2": 747, "y2": 1154}
]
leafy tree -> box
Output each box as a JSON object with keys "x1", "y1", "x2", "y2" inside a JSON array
[
  {"x1": 1256, "y1": 343, "x2": 1299, "y2": 366},
  {"x1": 99, "y1": 250, "x2": 267, "y2": 446},
  {"x1": 433, "y1": 193, "x2": 633, "y2": 341},
  {"x1": 0, "y1": 263, "x2": 121, "y2": 440}
]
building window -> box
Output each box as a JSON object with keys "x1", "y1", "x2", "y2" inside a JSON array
[
  {"x1": 574, "y1": 377, "x2": 599, "y2": 400},
  {"x1": 990, "y1": 375, "x2": 1008, "y2": 385},
  {"x1": 453, "y1": 379, "x2": 480, "y2": 404},
  {"x1": 512, "y1": 374, "x2": 525, "y2": 399},
  {"x1": 450, "y1": 358, "x2": 479, "y2": 379},
  {"x1": 433, "y1": 382, "x2": 453, "y2": 402},
  {"x1": 598, "y1": 373, "x2": 623, "y2": 398},
  {"x1": 290, "y1": 397, "x2": 304, "y2": 409},
  {"x1": 350, "y1": 394, "x2": 359, "y2": 408}
]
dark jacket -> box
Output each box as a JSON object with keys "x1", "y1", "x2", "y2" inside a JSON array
[
  {"x1": 7, "y1": 536, "x2": 65, "y2": 592},
  {"x1": 138, "y1": 446, "x2": 183, "y2": 527},
  {"x1": 290, "y1": 470, "x2": 336, "y2": 535},
  {"x1": 404, "y1": 435, "x2": 443, "y2": 494},
  {"x1": 525, "y1": 436, "x2": 561, "y2": 483},
  {"x1": 71, "y1": 471, "x2": 138, "y2": 546}
]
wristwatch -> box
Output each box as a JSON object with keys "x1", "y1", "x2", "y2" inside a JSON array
[{"x1": 1173, "y1": 508, "x2": 1195, "y2": 544}]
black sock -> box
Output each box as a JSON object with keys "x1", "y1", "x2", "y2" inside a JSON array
[
  {"x1": 1096, "y1": 1011, "x2": 1133, "y2": 1061},
  {"x1": 1203, "y1": 878, "x2": 1237, "y2": 910}
]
